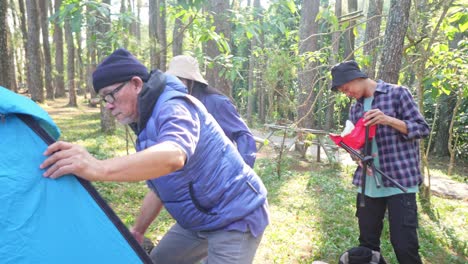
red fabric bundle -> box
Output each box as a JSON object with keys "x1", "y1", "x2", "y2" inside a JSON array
[{"x1": 329, "y1": 118, "x2": 376, "y2": 150}]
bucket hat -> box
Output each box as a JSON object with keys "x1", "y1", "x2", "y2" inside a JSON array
[
  {"x1": 166, "y1": 55, "x2": 208, "y2": 85},
  {"x1": 331, "y1": 60, "x2": 368, "y2": 91}
]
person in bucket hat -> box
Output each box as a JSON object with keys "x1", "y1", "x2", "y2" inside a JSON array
[
  {"x1": 41, "y1": 48, "x2": 269, "y2": 264},
  {"x1": 167, "y1": 55, "x2": 257, "y2": 167},
  {"x1": 331, "y1": 60, "x2": 430, "y2": 264}
]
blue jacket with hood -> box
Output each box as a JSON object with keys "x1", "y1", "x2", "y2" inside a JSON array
[{"x1": 134, "y1": 71, "x2": 267, "y2": 232}]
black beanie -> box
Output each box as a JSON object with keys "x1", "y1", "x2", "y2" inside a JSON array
[
  {"x1": 92, "y1": 48, "x2": 149, "y2": 92},
  {"x1": 331, "y1": 60, "x2": 368, "y2": 91}
]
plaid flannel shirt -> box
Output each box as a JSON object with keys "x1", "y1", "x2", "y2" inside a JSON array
[{"x1": 349, "y1": 80, "x2": 430, "y2": 187}]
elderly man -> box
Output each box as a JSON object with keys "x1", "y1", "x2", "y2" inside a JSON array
[{"x1": 41, "y1": 48, "x2": 269, "y2": 264}]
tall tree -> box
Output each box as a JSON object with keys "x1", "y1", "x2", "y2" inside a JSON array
[
  {"x1": 97, "y1": 0, "x2": 116, "y2": 133},
  {"x1": 64, "y1": 18, "x2": 77, "y2": 106},
  {"x1": 0, "y1": 0, "x2": 11, "y2": 88},
  {"x1": 25, "y1": 0, "x2": 44, "y2": 102},
  {"x1": 246, "y1": 0, "x2": 262, "y2": 124},
  {"x1": 297, "y1": 0, "x2": 320, "y2": 128},
  {"x1": 129, "y1": 0, "x2": 140, "y2": 40},
  {"x1": 9, "y1": 0, "x2": 23, "y2": 88},
  {"x1": 205, "y1": 0, "x2": 232, "y2": 97},
  {"x1": 325, "y1": 0, "x2": 342, "y2": 130},
  {"x1": 172, "y1": 0, "x2": 184, "y2": 56},
  {"x1": 39, "y1": 0, "x2": 54, "y2": 99},
  {"x1": 53, "y1": 0, "x2": 65, "y2": 97},
  {"x1": 377, "y1": 0, "x2": 411, "y2": 83},
  {"x1": 149, "y1": 0, "x2": 158, "y2": 69},
  {"x1": 158, "y1": 0, "x2": 167, "y2": 70},
  {"x1": 120, "y1": 0, "x2": 128, "y2": 48},
  {"x1": 363, "y1": 0, "x2": 383, "y2": 79},
  {"x1": 343, "y1": 0, "x2": 357, "y2": 60},
  {"x1": 6, "y1": 19, "x2": 17, "y2": 91},
  {"x1": 135, "y1": 0, "x2": 142, "y2": 41},
  {"x1": 18, "y1": 0, "x2": 27, "y2": 57},
  {"x1": 86, "y1": 3, "x2": 97, "y2": 98},
  {"x1": 76, "y1": 27, "x2": 85, "y2": 97}
]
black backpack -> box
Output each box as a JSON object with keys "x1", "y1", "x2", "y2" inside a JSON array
[{"x1": 338, "y1": 246, "x2": 385, "y2": 264}]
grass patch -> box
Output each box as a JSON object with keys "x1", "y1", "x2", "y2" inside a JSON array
[{"x1": 45, "y1": 96, "x2": 467, "y2": 264}]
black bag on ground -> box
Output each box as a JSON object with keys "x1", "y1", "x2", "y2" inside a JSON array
[{"x1": 338, "y1": 246, "x2": 384, "y2": 264}]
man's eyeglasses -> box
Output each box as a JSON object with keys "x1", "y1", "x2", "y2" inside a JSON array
[{"x1": 101, "y1": 81, "x2": 128, "y2": 104}]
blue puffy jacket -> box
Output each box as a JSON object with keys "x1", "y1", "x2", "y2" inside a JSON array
[{"x1": 137, "y1": 75, "x2": 267, "y2": 231}]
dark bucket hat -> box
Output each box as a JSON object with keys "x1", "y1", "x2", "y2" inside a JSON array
[{"x1": 331, "y1": 60, "x2": 368, "y2": 91}]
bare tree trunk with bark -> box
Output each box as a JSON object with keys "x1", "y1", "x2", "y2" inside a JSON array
[
  {"x1": 64, "y1": 18, "x2": 77, "y2": 107},
  {"x1": 377, "y1": 0, "x2": 411, "y2": 83},
  {"x1": 205, "y1": 0, "x2": 232, "y2": 97},
  {"x1": 86, "y1": 4, "x2": 97, "y2": 99},
  {"x1": 363, "y1": 0, "x2": 383, "y2": 79},
  {"x1": 25, "y1": 0, "x2": 44, "y2": 102},
  {"x1": 149, "y1": 0, "x2": 158, "y2": 69},
  {"x1": 158, "y1": 0, "x2": 167, "y2": 70},
  {"x1": 343, "y1": 0, "x2": 357, "y2": 61},
  {"x1": 39, "y1": 0, "x2": 54, "y2": 99},
  {"x1": 448, "y1": 88, "x2": 463, "y2": 176},
  {"x1": 54, "y1": 0, "x2": 65, "y2": 97},
  {"x1": 246, "y1": 0, "x2": 262, "y2": 125},
  {"x1": 0, "y1": 0, "x2": 12, "y2": 89},
  {"x1": 97, "y1": 0, "x2": 116, "y2": 133},
  {"x1": 325, "y1": 0, "x2": 342, "y2": 131},
  {"x1": 297, "y1": 0, "x2": 319, "y2": 128},
  {"x1": 172, "y1": 0, "x2": 184, "y2": 56}
]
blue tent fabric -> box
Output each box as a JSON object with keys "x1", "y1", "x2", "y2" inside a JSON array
[{"x1": 0, "y1": 87, "x2": 152, "y2": 263}]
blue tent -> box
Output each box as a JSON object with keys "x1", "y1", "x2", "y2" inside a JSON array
[{"x1": 0, "y1": 87, "x2": 152, "y2": 263}]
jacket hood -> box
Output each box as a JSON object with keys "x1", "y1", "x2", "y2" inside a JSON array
[{"x1": 132, "y1": 70, "x2": 187, "y2": 134}]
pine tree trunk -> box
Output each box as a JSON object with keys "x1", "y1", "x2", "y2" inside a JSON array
[
  {"x1": 64, "y1": 18, "x2": 77, "y2": 107},
  {"x1": 377, "y1": 0, "x2": 411, "y2": 83},
  {"x1": 172, "y1": 0, "x2": 184, "y2": 56},
  {"x1": 25, "y1": 0, "x2": 44, "y2": 102},
  {"x1": 97, "y1": 0, "x2": 116, "y2": 133},
  {"x1": 297, "y1": 0, "x2": 319, "y2": 128},
  {"x1": 0, "y1": 0, "x2": 10, "y2": 88},
  {"x1": 39, "y1": 0, "x2": 54, "y2": 99},
  {"x1": 54, "y1": 0, "x2": 65, "y2": 97},
  {"x1": 149, "y1": 0, "x2": 158, "y2": 69},
  {"x1": 325, "y1": 0, "x2": 342, "y2": 131},
  {"x1": 246, "y1": 0, "x2": 262, "y2": 124},
  {"x1": 363, "y1": 0, "x2": 383, "y2": 79},
  {"x1": 158, "y1": 0, "x2": 167, "y2": 71},
  {"x1": 205, "y1": 0, "x2": 232, "y2": 97},
  {"x1": 343, "y1": 0, "x2": 357, "y2": 60}
]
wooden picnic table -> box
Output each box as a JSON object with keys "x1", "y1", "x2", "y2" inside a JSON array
[{"x1": 260, "y1": 124, "x2": 337, "y2": 163}]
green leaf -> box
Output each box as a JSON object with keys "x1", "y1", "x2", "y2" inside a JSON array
[{"x1": 459, "y1": 20, "x2": 468, "y2": 32}]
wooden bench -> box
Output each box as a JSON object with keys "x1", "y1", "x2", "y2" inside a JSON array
[{"x1": 261, "y1": 124, "x2": 338, "y2": 163}]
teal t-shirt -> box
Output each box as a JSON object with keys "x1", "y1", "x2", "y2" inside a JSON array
[{"x1": 358, "y1": 97, "x2": 418, "y2": 197}]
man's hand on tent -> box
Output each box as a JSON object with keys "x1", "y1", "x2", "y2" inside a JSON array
[{"x1": 40, "y1": 141, "x2": 103, "y2": 181}]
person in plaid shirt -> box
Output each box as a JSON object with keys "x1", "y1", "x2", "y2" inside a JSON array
[{"x1": 331, "y1": 61, "x2": 430, "y2": 264}]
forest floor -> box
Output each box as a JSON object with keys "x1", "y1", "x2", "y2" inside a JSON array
[{"x1": 41, "y1": 96, "x2": 467, "y2": 263}]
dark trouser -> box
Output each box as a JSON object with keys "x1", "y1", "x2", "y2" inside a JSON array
[{"x1": 356, "y1": 193, "x2": 422, "y2": 264}]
